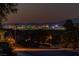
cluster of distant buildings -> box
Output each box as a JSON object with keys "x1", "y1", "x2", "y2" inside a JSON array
[{"x1": 2, "y1": 23, "x2": 66, "y2": 30}]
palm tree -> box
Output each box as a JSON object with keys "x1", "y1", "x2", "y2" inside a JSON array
[{"x1": 0, "y1": 3, "x2": 17, "y2": 28}]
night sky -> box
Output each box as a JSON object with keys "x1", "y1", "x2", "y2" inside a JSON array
[{"x1": 6, "y1": 3, "x2": 79, "y2": 23}]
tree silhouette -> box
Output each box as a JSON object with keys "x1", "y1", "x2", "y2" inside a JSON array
[
  {"x1": 63, "y1": 19, "x2": 74, "y2": 31},
  {"x1": 61, "y1": 19, "x2": 79, "y2": 49},
  {"x1": 60, "y1": 31, "x2": 79, "y2": 49},
  {"x1": 0, "y1": 3, "x2": 17, "y2": 28}
]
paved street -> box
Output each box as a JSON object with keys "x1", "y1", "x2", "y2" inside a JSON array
[{"x1": 14, "y1": 47, "x2": 79, "y2": 52}]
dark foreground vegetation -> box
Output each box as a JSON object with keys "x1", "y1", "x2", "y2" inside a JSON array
[{"x1": 3, "y1": 28, "x2": 79, "y2": 49}]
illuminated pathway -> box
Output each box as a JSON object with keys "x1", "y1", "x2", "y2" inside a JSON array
[
  {"x1": 13, "y1": 47, "x2": 79, "y2": 52},
  {"x1": 13, "y1": 44, "x2": 79, "y2": 52}
]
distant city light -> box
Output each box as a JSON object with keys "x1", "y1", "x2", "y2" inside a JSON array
[
  {"x1": 3, "y1": 24, "x2": 66, "y2": 30},
  {"x1": 54, "y1": 24, "x2": 59, "y2": 27}
]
